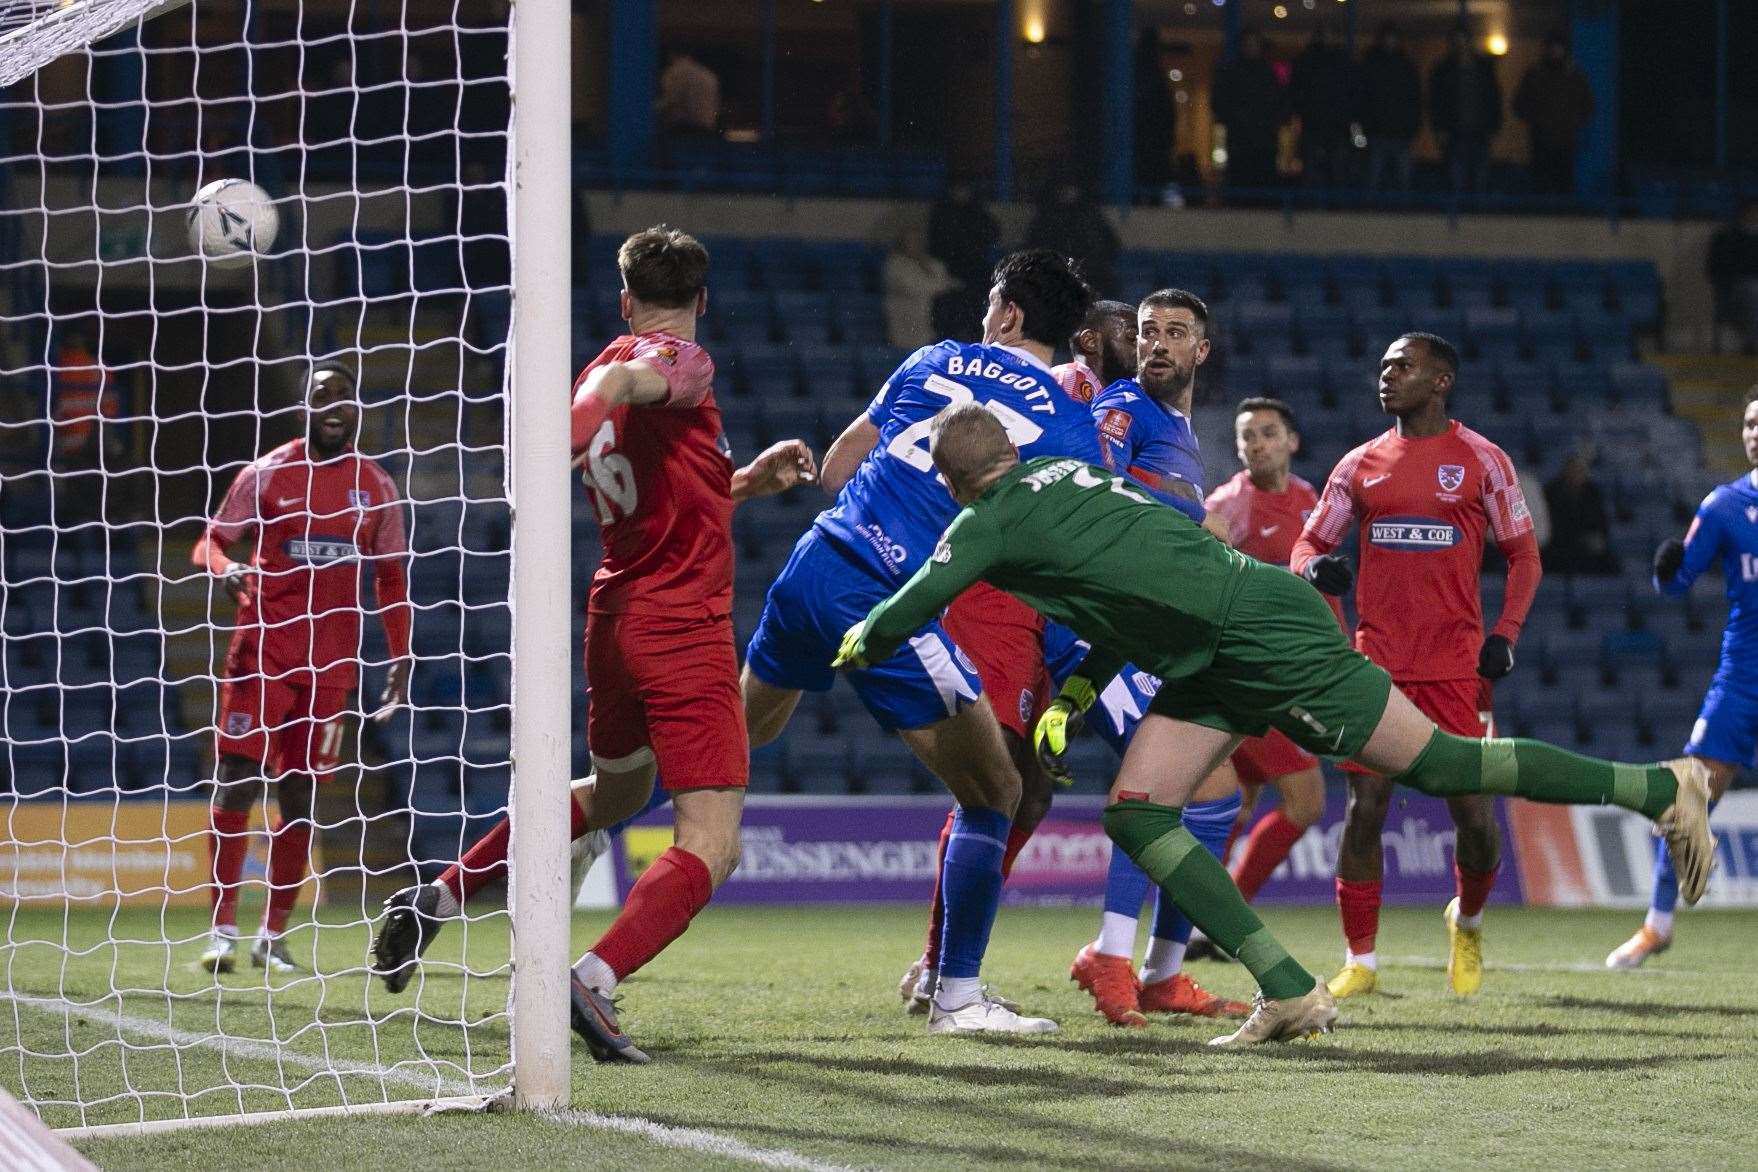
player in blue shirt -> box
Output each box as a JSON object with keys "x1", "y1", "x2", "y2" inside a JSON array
[
  {"x1": 1041, "y1": 289, "x2": 1252, "y2": 1026},
  {"x1": 1607, "y1": 393, "x2": 1758, "y2": 969},
  {"x1": 743, "y1": 250, "x2": 1103, "y2": 1035}
]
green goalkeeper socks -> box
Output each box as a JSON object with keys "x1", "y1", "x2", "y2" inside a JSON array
[
  {"x1": 1102, "y1": 799, "x2": 1315, "y2": 1001},
  {"x1": 1394, "y1": 729, "x2": 1677, "y2": 821}
]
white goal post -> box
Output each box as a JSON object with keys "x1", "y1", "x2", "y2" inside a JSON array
[{"x1": 0, "y1": 0, "x2": 571, "y2": 1133}]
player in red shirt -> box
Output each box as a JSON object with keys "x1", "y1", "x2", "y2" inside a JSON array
[
  {"x1": 370, "y1": 228, "x2": 815, "y2": 1063},
  {"x1": 193, "y1": 361, "x2": 411, "y2": 975},
  {"x1": 1200, "y1": 398, "x2": 1326, "y2": 909},
  {"x1": 1290, "y1": 333, "x2": 1541, "y2": 1000}
]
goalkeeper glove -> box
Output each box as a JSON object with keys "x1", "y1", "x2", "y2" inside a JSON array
[
  {"x1": 1652, "y1": 538, "x2": 1685, "y2": 584},
  {"x1": 1033, "y1": 675, "x2": 1098, "y2": 788},
  {"x1": 1477, "y1": 634, "x2": 1515, "y2": 680},
  {"x1": 1301, "y1": 553, "x2": 1353, "y2": 596},
  {"x1": 831, "y1": 620, "x2": 871, "y2": 670}
]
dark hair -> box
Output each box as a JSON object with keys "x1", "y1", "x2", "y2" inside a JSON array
[
  {"x1": 307, "y1": 358, "x2": 358, "y2": 394},
  {"x1": 1397, "y1": 331, "x2": 1460, "y2": 375},
  {"x1": 1078, "y1": 298, "x2": 1136, "y2": 336},
  {"x1": 1235, "y1": 396, "x2": 1298, "y2": 433},
  {"x1": 1140, "y1": 287, "x2": 1211, "y2": 336},
  {"x1": 991, "y1": 249, "x2": 1093, "y2": 349},
  {"x1": 618, "y1": 225, "x2": 709, "y2": 308}
]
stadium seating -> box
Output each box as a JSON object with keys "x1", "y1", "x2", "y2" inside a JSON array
[{"x1": 2, "y1": 236, "x2": 1724, "y2": 866}]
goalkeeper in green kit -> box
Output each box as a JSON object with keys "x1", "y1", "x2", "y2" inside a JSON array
[{"x1": 833, "y1": 405, "x2": 1716, "y2": 1047}]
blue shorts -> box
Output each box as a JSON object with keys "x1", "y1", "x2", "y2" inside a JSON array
[
  {"x1": 1042, "y1": 621, "x2": 1159, "y2": 759},
  {"x1": 1685, "y1": 671, "x2": 1758, "y2": 768},
  {"x1": 745, "y1": 528, "x2": 983, "y2": 734}
]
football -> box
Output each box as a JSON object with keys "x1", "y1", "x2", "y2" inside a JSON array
[{"x1": 186, "y1": 178, "x2": 278, "y2": 268}]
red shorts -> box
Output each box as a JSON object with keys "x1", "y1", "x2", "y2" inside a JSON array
[
  {"x1": 1231, "y1": 728, "x2": 1319, "y2": 786},
  {"x1": 1345, "y1": 677, "x2": 1494, "y2": 775},
  {"x1": 585, "y1": 610, "x2": 747, "y2": 790},
  {"x1": 942, "y1": 582, "x2": 1049, "y2": 738},
  {"x1": 215, "y1": 650, "x2": 350, "y2": 776}
]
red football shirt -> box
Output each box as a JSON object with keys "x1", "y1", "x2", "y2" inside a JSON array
[
  {"x1": 211, "y1": 438, "x2": 407, "y2": 690},
  {"x1": 1052, "y1": 359, "x2": 1103, "y2": 406},
  {"x1": 1293, "y1": 420, "x2": 1539, "y2": 682},
  {"x1": 574, "y1": 331, "x2": 733, "y2": 617},
  {"x1": 1203, "y1": 470, "x2": 1319, "y2": 567}
]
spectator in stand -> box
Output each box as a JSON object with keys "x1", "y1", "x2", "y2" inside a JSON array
[
  {"x1": 1357, "y1": 22, "x2": 1421, "y2": 194},
  {"x1": 1289, "y1": 24, "x2": 1355, "y2": 192},
  {"x1": 1708, "y1": 198, "x2": 1758, "y2": 354},
  {"x1": 1024, "y1": 177, "x2": 1119, "y2": 296},
  {"x1": 1543, "y1": 454, "x2": 1619, "y2": 576},
  {"x1": 1512, "y1": 31, "x2": 1594, "y2": 198},
  {"x1": 1134, "y1": 29, "x2": 1176, "y2": 204},
  {"x1": 1428, "y1": 27, "x2": 1502, "y2": 196},
  {"x1": 1212, "y1": 28, "x2": 1285, "y2": 198},
  {"x1": 656, "y1": 48, "x2": 719, "y2": 139},
  {"x1": 882, "y1": 224, "x2": 955, "y2": 350},
  {"x1": 927, "y1": 179, "x2": 1000, "y2": 340}
]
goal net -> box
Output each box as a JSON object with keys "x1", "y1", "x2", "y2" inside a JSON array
[{"x1": 0, "y1": 0, "x2": 571, "y2": 1135}]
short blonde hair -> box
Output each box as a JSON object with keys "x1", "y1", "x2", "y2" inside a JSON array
[{"x1": 930, "y1": 404, "x2": 1016, "y2": 498}]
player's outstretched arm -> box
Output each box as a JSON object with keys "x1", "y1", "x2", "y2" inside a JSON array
[
  {"x1": 833, "y1": 508, "x2": 1001, "y2": 669},
  {"x1": 732, "y1": 439, "x2": 818, "y2": 501},
  {"x1": 1655, "y1": 495, "x2": 1726, "y2": 597},
  {"x1": 819, "y1": 414, "x2": 880, "y2": 494}
]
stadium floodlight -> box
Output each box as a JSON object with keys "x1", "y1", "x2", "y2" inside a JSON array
[{"x1": 0, "y1": 0, "x2": 571, "y2": 1136}]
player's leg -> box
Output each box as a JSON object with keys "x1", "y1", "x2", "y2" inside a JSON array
[
  {"x1": 1608, "y1": 684, "x2": 1748, "y2": 967},
  {"x1": 570, "y1": 611, "x2": 749, "y2": 1063},
  {"x1": 203, "y1": 658, "x2": 284, "y2": 972},
  {"x1": 254, "y1": 686, "x2": 347, "y2": 974},
  {"x1": 1330, "y1": 770, "x2": 1392, "y2": 998},
  {"x1": 1138, "y1": 761, "x2": 1248, "y2": 1019},
  {"x1": 1099, "y1": 705, "x2": 1335, "y2": 1046},
  {"x1": 1349, "y1": 687, "x2": 1716, "y2": 904}
]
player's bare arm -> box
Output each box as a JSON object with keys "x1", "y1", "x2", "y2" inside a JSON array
[
  {"x1": 820, "y1": 414, "x2": 880, "y2": 493},
  {"x1": 191, "y1": 529, "x2": 254, "y2": 604},
  {"x1": 731, "y1": 438, "x2": 819, "y2": 501}
]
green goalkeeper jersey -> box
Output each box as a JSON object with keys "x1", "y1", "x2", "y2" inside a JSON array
[{"x1": 860, "y1": 456, "x2": 1253, "y2": 685}]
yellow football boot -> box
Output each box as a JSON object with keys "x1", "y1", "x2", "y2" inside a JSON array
[
  {"x1": 1444, "y1": 897, "x2": 1484, "y2": 996},
  {"x1": 1326, "y1": 962, "x2": 1378, "y2": 1000}
]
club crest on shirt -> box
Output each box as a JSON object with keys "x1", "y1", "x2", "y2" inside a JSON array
[
  {"x1": 223, "y1": 712, "x2": 251, "y2": 736},
  {"x1": 347, "y1": 489, "x2": 370, "y2": 509},
  {"x1": 1746, "y1": 505, "x2": 1757, "y2": 524},
  {"x1": 1018, "y1": 689, "x2": 1034, "y2": 726},
  {"x1": 1437, "y1": 464, "x2": 1465, "y2": 493}
]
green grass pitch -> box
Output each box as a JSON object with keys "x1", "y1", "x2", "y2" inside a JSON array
[{"x1": 4, "y1": 902, "x2": 1754, "y2": 1170}]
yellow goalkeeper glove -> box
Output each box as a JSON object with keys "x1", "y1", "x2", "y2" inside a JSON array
[
  {"x1": 1033, "y1": 675, "x2": 1097, "y2": 788},
  {"x1": 831, "y1": 620, "x2": 871, "y2": 670}
]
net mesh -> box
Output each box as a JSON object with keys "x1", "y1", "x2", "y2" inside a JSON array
[
  {"x1": 0, "y1": 0, "x2": 187, "y2": 90},
  {"x1": 0, "y1": 0, "x2": 518, "y2": 1128}
]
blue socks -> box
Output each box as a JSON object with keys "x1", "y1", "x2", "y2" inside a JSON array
[
  {"x1": 936, "y1": 806, "x2": 1012, "y2": 980},
  {"x1": 1149, "y1": 793, "x2": 1243, "y2": 946},
  {"x1": 1100, "y1": 837, "x2": 1154, "y2": 918}
]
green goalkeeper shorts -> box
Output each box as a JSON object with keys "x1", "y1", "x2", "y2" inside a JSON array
[{"x1": 1146, "y1": 560, "x2": 1392, "y2": 760}]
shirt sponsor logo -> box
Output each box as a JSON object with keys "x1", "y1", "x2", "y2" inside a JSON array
[
  {"x1": 284, "y1": 537, "x2": 360, "y2": 564},
  {"x1": 1437, "y1": 464, "x2": 1466, "y2": 492},
  {"x1": 1099, "y1": 409, "x2": 1132, "y2": 441},
  {"x1": 1368, "y1": 516, "x2": 1460, "y2": 551},
  {"x1": 854, "y1": 522, "x2": 908, "y2": 575},
  {"x1": 1742, "y1": 553, "x2": 1758, "y2": 583}
]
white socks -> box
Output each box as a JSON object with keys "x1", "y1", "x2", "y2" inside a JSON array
[
  {"x1": 1139, "y1": 938, "x2": 1186, "y2": 986},
  {"x1": 934, "y1": 975, "x2": 981, "y2": 1011},
  {"x1": 1454, "y1": 908, "x2": 1484, "y2": 930},
  {"x1": 430, "y1": 881, "x2": 461, "y2": 919},
  {"x1": 1346, "y1": 948, "x2": 1378, "y2": 971},
  {"x1": 1097, "y1": 912, "x2": 1137, "y2": 958},
  {"x1": 572, "y1": 951, "x2": 617, "y2": 996}
]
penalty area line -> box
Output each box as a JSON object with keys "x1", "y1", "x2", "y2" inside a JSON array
[{"x1": 15, "y1": 995, "x2": 853, "y2": 1168}]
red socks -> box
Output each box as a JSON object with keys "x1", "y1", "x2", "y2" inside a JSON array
[
  {"x1": 207, "y1": 807, "x2": 251, "y2": 930},
  {"x1": 1336, "y1": 878, "x2": 1383, "y2": 956},
  {"x1": 1455, "y1": 863, "x2": 1498, "y2": 919},
  {"x1": 923, "y1": 813, "x2": 1034, "y2": 968},
  {"x1": 590, "y1": 845, "x2": 713, "y2": 981},
  {"x1": 437, "y1": 791, "x2": 589, "y2": 906},
  {"x1": 264, "y1": 817, "x2": 313, "y2": 934},
  {"x1": 1230, "y1": 810, "x2": 1306, "y2": 901}
]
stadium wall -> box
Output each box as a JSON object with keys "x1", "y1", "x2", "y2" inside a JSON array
[{"x1": 581, "y1": 190, "x2": 1721, "y2": 347}]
